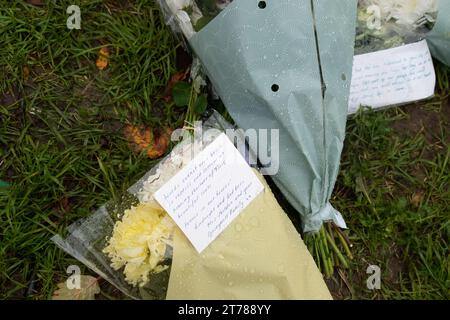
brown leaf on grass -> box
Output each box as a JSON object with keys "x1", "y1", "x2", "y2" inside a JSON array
[
  {"x1": 23, "y1": 66, "x2": 30, "y2": 81},
  {"x1": 411, "y1": 191, "x2": 424, "y2": 207},
  {"x1": 96, "y1": 47, "x2": 109, "y2": 70},
  {"x1": 124, "y1": 125, "x2": 173, "y2": 159},
  {"x1": 162, "y1": 69, "x2": 190, "y2": 103},
  {"x1": 52, "y1": 275, "x2": 100, "y2": 300}
]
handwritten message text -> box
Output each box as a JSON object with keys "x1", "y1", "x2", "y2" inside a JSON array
[
  {"x1": 154, "y1": 133, "x2": 264, "y2": 252},
  {"x1": 349, "y1": 40, "x2": 436, "y2": 113}
]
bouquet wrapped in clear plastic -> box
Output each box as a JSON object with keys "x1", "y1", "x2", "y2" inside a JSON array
[
  {"x1": 52, "y1": 111, "x2": 331, "y2": 299},
  {"x1": 355, "y1": 0, "x2": 439, "y2": 54},
  {"x1": 350, "y1": 0, "x2": 450, "y2": 113},
  {"x1": 345, "y1": 1, "x2": 438, "y2": 113},
  {"x1": 355, "y1": 0, "x2": 449, "y2": 64},
  {"x1": 160, "y1": 0, "x2": 449, "y2": 61}
]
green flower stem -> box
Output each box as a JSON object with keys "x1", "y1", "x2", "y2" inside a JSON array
[
  {"x1": 334, "y1": 225, "x2": 353, "y2": 260},
  {"x1": 307, "y1": 223, "x2": 353, "y2": 277},
  {"x1": 325, "y1": 227, "x2": 349, "y2": 269}
]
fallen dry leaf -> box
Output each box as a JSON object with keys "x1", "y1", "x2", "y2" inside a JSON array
[
  {"x1": 96, "y1": 47, "x2": 109, "y2": 70},
  {"x1": 124, "y1": 125, "x2": 172, "y2": 159},
  {"x1": 411, "y1": 191, "x2": 424, "y2": 207},
  {"x1": 23, "y1": 66, "x2": 30, "y2": 81},
  {"x1": 52, "y1": 275, "x2": 100, "y2": 300}
]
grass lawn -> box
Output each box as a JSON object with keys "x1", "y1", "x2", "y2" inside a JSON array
[{"x1": 0, "y1": 0, "x2": 448, "y2": 299}]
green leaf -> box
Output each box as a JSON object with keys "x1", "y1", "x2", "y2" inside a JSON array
[
  {"x1": 194, "y1": 94, "x2": 208, "y2": 115},
  {"x1": 172, "y1": 81, "x2": 191, "y2": 107},
  {"x1": 52, "y1": 275, "x2": 100, "y2": 300}
]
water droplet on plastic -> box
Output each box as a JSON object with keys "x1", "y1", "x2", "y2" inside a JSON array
[{"x1": 250, "y1": 217, "x2": 260, "y2": 227}]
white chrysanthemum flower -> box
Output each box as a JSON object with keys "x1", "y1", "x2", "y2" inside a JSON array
[
  {"x1": 366, "y1": 5, "x2": 383, "y2": 29},
  {"x1": 360, "y1": 0, "x2": 396, "y2": 20},
  {"x1": 360, "y1": 0, "x2": 438, "y2": 27},
  {"x1": 390, "y1": 0, "x2": 438, "y2": 26}
]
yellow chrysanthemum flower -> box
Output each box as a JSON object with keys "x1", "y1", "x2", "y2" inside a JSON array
[{"x1": 103, "y1": 202, "x2": 174, "y2": 287}]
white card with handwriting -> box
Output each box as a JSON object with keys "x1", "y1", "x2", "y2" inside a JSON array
[
  {"x1": 154, "y1": 133, "x2": 264, "y2": 253},
  {"x1": 349, "y1": 40, "x2": 436, "y2": 114}
]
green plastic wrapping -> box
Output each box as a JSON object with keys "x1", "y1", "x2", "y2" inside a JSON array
[
  {"x1": 427, "y1": 0, "x2": 450, "y2": 66},
  {"x1": 185, "y1": 0, "x2": 357, "y2": 232}
]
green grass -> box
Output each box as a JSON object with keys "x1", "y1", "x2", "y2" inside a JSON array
[
  {"x1": 0, "y1": 0, "x2": 449, "y2": 300},
  {"x1": 329, "y1": 66, "x2": 450, "y2": 299},
  {"x1": 0, "y1": 0, "x2": 178, "y2": 299}
]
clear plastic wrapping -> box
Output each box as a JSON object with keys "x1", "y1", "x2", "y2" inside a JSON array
[
  {"x1": 355, "y1": 0, "x2": 439, "y2": 54},
  {"x1": 52, "y1": 113, "x2": 234, "y2": 299},
  {"x1": 157, "y1": 0, "x2": 441, "y2": 52},
  {"x1": 52, "y1": 111, "x2": 332, "y2": 299},
  {"x1": 156, "y1": 0, "x2": 446, "y2": 103}
]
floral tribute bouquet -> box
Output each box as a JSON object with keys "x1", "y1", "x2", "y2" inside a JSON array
[
  {"x1": 156, "y1": 0, "x2": 358, "y2": 276},
  {"x1": 346, "y1": 0, "x2": 443, "y2": 114},
  {"x1": 354, "y1": 0, "x2": 449, "y2": 63},
  {"x1": 160, "y1": 0, "x2": 447, "y2": 57},
  {"x1": 154, "y1": 0, "x2": 449, "y2": 276},
  {"x1": 355, "y1": 0, "x2": 439, "y2": 54},
  {"x1": 53, "y1": 111, "x2": 332, "y2": 299}
]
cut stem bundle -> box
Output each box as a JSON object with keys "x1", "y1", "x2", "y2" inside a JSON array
[{"x1": 305, "y1": 222, "x2": 353, "y2": 278}]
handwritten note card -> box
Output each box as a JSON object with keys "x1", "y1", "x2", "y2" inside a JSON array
[
  {"x1": 348, "y1": 40, "x2": 436, "y2": 114},
  {"x1": 154, "y1": 133, "x2": 264, "y2": 253}
]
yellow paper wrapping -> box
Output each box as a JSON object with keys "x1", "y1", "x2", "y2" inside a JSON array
[{"x1": 166, "y1": 171, "x2": 332, "y2": 300}]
